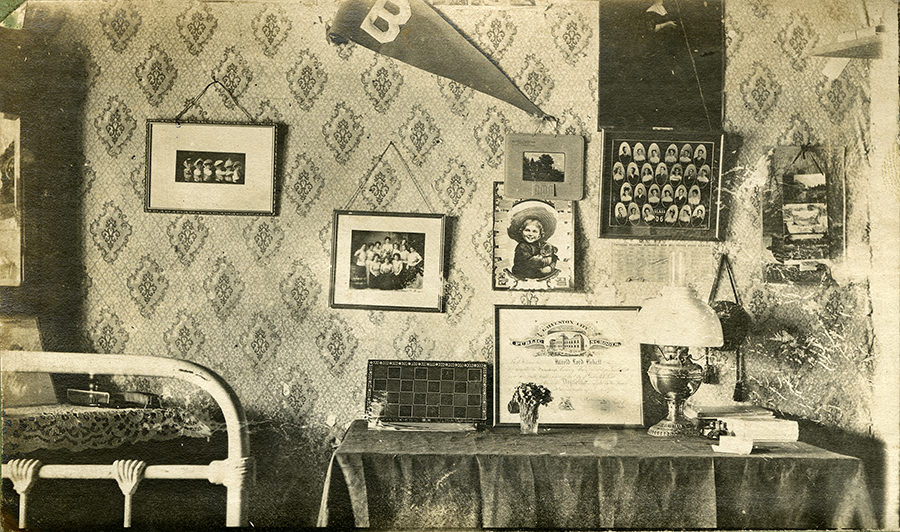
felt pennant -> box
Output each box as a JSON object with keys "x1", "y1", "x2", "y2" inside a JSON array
[{"x1": 329, "y1": 0, "x2": 548, "y2": 118}]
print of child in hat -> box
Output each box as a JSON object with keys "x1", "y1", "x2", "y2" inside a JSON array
[{"x1": 508, "y1": 200, "x2": 559, "y2": 280}]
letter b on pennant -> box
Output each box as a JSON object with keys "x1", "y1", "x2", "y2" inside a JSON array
[{"x1": 361, "y1": 0, "x2": 411, "y2": 44}]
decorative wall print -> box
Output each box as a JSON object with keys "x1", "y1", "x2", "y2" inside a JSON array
[
  {"x1": 494, "y1": 305, "x2": 643, "y2": 427},
  {"x1": 504, "y1": 133, "x2": 584, "y2": 201},
  {"x1": 330, "y1": 210, "x2": 446, "y2": 312},
  {"x1": 598, "y1": 0, "x2": 724, "y2": 130},
  {"x1": 145, "y1": 121, "x2": 277, "y2": 215},
  {"x1": 763, "y1": 145, "x2": 846, "y2": 284},
  {"x1": 0, "y1": 113, "x2": 22, "y2": 286},
  {"x1": 598, "y1": 130, "x2": 723, "y2": 241},
  {"x1": 493, "y1": 182, "x2": 574, "y2": 291}
]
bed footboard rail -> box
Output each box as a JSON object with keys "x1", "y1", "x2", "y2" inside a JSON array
[{"x1": 1, "y1": 350, "x2": 253, "y2": 528}]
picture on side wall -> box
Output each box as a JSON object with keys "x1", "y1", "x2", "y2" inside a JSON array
[
  {"x1": 763, "y1": 146, "x2": 846, "y2": 284},
  {"x1": 493, "y1": 182, "x2": 574, "y2": 291},
  {"x1": 330, "y1": 210, "x2": 446, "y2": 312},
  {"x1": 598, "y1": 130, "x2": 723, "y2": 241},
  {"x1": 145, "y1": 121, "x2": 277, "y2": 214},
  {"x1": 0, "y1": 113, "x2": 22, "y2": 287}
]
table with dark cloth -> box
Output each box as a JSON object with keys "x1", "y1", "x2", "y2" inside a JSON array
[{"x1": 318, "y1": 420, "x2": 876, "y2": 529}]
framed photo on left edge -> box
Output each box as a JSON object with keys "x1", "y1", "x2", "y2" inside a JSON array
[
  {"x1": 494, "y1": 305, "x2": 644, "y2": 427},
  {"x1": 145, "y1": 121, "x2": 277, "y2": 215},
  {"x1": 330, "y1": 210, "x2": 446, "y2": 312}
]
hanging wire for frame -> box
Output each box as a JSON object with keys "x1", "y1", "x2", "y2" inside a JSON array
[
  {"x1": 175, "y1": 78, "x2": 256, "y2": 124},
  {"x1": 342, "y1": 141, "x2": 436, "y2": 213}
]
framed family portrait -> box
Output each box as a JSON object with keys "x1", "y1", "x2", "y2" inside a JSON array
[
  {"x1": 145, "y1": 121, "x2": 277, "y2": 215},
  {"x1": 598, "y1": 130, "x2": 723, "y2": 240},
  {"x1": 504, "y1": 134, "x2": 585, "y2": 200},
  {"x1": 494, "y1": 306, "x2": 644, "y2": 427},
  {"x1": 493, "y1": 182, "x2": 574, "y2": 291},
  {"x1": 330, "y1": 210, "x2": 446, "y2": 312}
]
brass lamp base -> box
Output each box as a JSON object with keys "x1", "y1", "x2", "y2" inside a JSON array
[
  {"x1": 647, "y1": 403, "x2": 697, "y2": 437},
  {"x1": 646, "y1": 345, "x2": 704, "y2": 438}
]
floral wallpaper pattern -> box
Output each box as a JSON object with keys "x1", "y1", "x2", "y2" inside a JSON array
[{"x1": 24, "y1": 0, "x2": 877, "y2": 525}]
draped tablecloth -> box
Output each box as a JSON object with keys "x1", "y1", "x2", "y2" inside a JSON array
[
  {"x1": 2, "y1": 404, "x2": 214, "y2": 455},
  {"x1": 318, "y1": 420, "x2": 876, "y2": 529}
]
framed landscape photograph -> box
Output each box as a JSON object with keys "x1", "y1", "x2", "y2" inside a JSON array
[
  {"x1": 494, "y1": 305, "x2": 644, "y2": 427},
  {"x1": 493, "y1": 182, "x2": 575, "y2": 291},
  {"x1": 598, "y1": 129, "x2": 723, "y2": 241},
  {"x1": 504, "y1": 134, "x2": 585, "y2": 200},
  {"x1": 145, "y1": 121, "x2": 277, "y2": 214},
  {"x1": 330, "y1": 210, "x2": 446, "y2": 312}
]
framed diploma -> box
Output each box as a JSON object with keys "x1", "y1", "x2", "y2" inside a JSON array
[{"x1": 494, "y1": 305, "x2": 644, "y2": 427}]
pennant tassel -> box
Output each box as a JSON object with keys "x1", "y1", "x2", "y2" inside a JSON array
[{"x1": 329, "y1": 0, "x2": 548, "y2": 118}]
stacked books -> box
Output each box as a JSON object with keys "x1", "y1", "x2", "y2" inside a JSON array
[{"x1": 691, "y1": 403, "x2": 799, "y2": 442}]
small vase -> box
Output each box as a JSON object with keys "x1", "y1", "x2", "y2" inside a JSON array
[{"x1": 519, "y1": 403, "x2": 540, "y2": 434}]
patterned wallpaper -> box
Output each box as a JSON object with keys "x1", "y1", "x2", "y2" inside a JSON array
[{"x1": 19, "y1": 0, "x2": 880, "y2": 525}]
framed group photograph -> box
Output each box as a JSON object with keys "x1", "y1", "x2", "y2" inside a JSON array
[
  {"x1": 494, "y1": 306, "x2": 644, "y2": 427},
  {"x1": 145, "y1": 121, "x2": 277, "y2": 214},
  {"x1": 330, "y1": 210, "x2": 446, "y2": 312},
  {"x1": 493, "y1": 182, "x2": 574, "y2": 291},
  {"x1": 504, "y1": 133, "x2": 585, "y2": 200},
  {"x1": 598, "y1": 130, "x2": 723, "y2": 240}
]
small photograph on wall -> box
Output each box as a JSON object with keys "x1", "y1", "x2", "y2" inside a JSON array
[
  {"x1": 175, "y1": 150, "x2": 247, "y2": 185},
  {"x1": 504, "y1": 134, "x2": 585, "y2": 201},
  {"x1": 598, "y1": 130, "x2": 723, "y2": 241},
  {"x1": 331, "y1": 210, "x2": 446, "y2": 312},
  {"x1": 493, "y1": 182, "x2": 574, "y2": 291},
  {"x1": 145, "y1": 121, "x2": 277, "y2": 215},
  {"x1": 0, "y1": 113, "x2": 22, "y2": 286}
]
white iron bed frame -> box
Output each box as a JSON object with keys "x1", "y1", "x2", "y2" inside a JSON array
[{"x1": 1, "y1": 350, "x2": 253, "y2": 528}]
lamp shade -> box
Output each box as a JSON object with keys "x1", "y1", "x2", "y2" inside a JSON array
[{"x1": 636, "y1": 286, "x2": 724, "y2": 347}]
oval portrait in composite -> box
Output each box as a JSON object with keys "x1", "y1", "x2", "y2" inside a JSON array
[
  {"x1": 627, "y1": 162, "x2": 639, "y2": 181},
  {"x1": 692, "y1": 204, "x2": 707, "y2": 225},
  {"x1": 614, "y1": 201, "x2": 627, "y2": 223},
  {"x1": 669, "y1": 163, "x2": 683, "y2": 183},
  {"x1": 664, "y1": 204, "x2": 678, "y2": 224},
  {"x1": 684, "y1": 163, "x2": 697, "y2": 182},
  {"x1": 613, "y1": 161, "x2": 625, "y2": 181},
  {"x1": 698, "y1": 164, "x2": 711, "y2": 184},
  {"x1": 655, "y1": 162, "x2": 669, "y2": 182},
  {"x1": 688, "y1": 185, "x2": 702, "y2": 205},
  {"x1": 634, "y1": 183, "x2": 647, "y2": 202},
  {"x1": 633, "y1": 142, "x2": 646, "y2": 163},
  {"x1": 618, "y1": 142, "x2": 632, "y2": 161},
  {"x1": 642, "y1": 203, "x2": 655, "y2": 222},
  {"x1": 674, "y1": 184, "x2": 687, "y2": 203},
  {"x1": 679, "y1": 143, "x2": 693, "y2": 163},
  {"x1": 662, "y1": 184, "x2": 674, "y2": 203},
  {"x1": 694, "y1": 144, "x2": 708, "y2": 165},
  {"x1": 620, "y1": 181, "x2": 633, "y2": 202},
  {"x1": 679, "y1": 204, "x2": 693, "y2": 223},
  {"x1": 628, "y1": 202, "x2": 641, "y2": 223},
  {"x1": 648, "y1": 184, "x2": 661, "y2": 204},
  {"x1": 641, "y1": 163, "x2": 654, "y2": 183},
  {"x1": 665, "y1": 144, "x2": 678, "y2": 164},
  {"x1": 648, "y1": 143, "x2": 661, "y2": 164}
]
